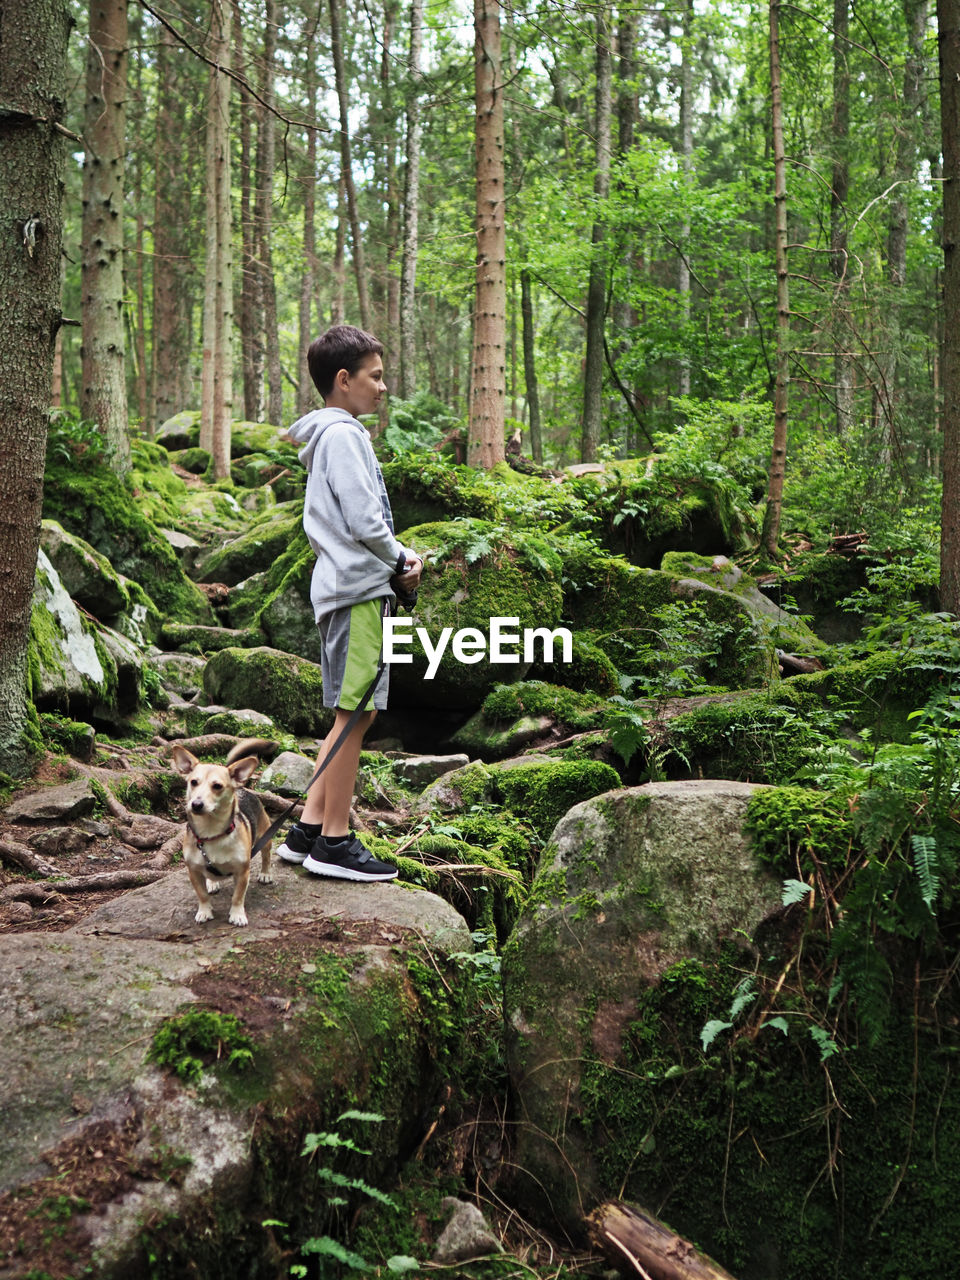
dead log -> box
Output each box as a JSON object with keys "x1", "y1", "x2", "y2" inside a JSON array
[{"x1": 587, "y1": 1202, "x2": 738, "y2": 1280}]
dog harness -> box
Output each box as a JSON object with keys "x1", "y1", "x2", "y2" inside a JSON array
[{"x1": 186, "y1": 808, "x2": 237, "y2": 878}]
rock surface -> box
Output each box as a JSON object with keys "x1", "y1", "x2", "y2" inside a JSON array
[
  {"x1": 0, "y1": 867, "x2": 471, "y2": 1277},
  {"x1": 502, "y1": 778, "x2": 781, "y2": 1231}
]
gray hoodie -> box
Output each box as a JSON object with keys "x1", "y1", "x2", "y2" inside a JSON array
[{"x1": 287, "y1": 407, "x2": 414, "y2": 621}]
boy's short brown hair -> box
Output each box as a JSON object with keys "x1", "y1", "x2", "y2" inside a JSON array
[{"x1": 308, "y1": 324, "x2": 383, "y2": 398}]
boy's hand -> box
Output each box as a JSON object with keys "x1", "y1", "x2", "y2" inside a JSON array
[{"x1": 396, "y1": 555, "x2": 422, "y2": 590}]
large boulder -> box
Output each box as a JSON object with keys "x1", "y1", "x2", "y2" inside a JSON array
[
  {"x1": 42, "y1": 450, "x2": 213, "y2": 625},
  {"x1": 30, "y1": 551, "x2": 143, "y2": 721},
  {"x1": 40, "y1": 520, "x2": 162, "y2": 645},
  {"x1": 388, "y1": 520, "x2": 566, "y2": 712},
  {"x1": 0, "y1": 871, "x2": 472, "y2": 1278},
  {"x1": 561, "y1": 544, "x2": 800, "y2": 690},
  {"x1": 195, "y1": 502, "x2": 303, "y2": 586},
  {"x1": 202, "y1": 644, "x2": 331, "y2": 736},
  {"x1": 501, "y1": 779, "x2": 781, "y2": 1233}
]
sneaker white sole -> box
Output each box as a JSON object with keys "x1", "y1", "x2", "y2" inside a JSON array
[
  {"x1": 277, "y1": 842, "x2": 309, "y2": 864},
  {"x1": 302, "y1": 854, "x2": 397, "y2": 881}
]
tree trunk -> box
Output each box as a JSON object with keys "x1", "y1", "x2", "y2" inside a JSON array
[
  {"x1": 200, "y1": 0, "x2": 234, "y2": 478},
  {"x1": 257, "y1": 0, "x2": 282, "y2": 425},
  {"x1": 332, "y1": 171, "x2": 347, "y2": 326},
  {"x1": 761, "y1": 0, "x2": 790, "y2": 559},
  {"x1": 939, "y1": 0, "x2": 960, "y2": 614},
  {"x1": 330, "y1": 0, "x2": 372, "y2": 330},
  {"x1": 0, "y1": 0, "x2": 69, "y2": 774},
  {"x1": 81, "y1": 0, "x2": 130, "y2": 475},
  {"x1": 831, "y1": 0, "x2": 854, "y2": 435},
  {"x1": 399, "y1": 0, "x2": 424, "y2": 399},
  {"x1": 877, "y1": 0, "x2": 928, "y2": 457},
  {"x1": 469, "y1": 0, "x2": 507, "y2": 468},
  {"x1": 298, "y1": 28, "x2": 320, "y2": 415},
  {"x1": 237, "y1": 11, "x2": 264, "y2": 423},
  {"x1": 520, "y1": 269, "x2": 543, "y2": 462},
  {"x1": 678, "y1": 0, "x2": 694, "y2": 397},
  {"x1": 581, "y1": 6, "x2": 612, "y2": 462},
  {"x1": 588, "y1": 1202, "x2": 739, "y2": 1280},
  {"x1": 152, "y1": 21, "x2": 193, "y2": 428}
]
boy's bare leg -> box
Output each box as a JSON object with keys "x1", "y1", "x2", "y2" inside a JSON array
[{"x1": 300, "y1": 708, "x2": 376, "y2": 834}]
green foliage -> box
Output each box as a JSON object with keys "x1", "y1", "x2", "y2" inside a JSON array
[
  {"x1": 291, "y1": 1112, "x2": 398, "y2": 1277},
  {"x1": 379, "y1": 391, "x2": 463, "y2": 456},
  {"x1": 45, "y1": 410, "x2": 113, "y2": 471},
  {"x1": 148, "y1": 1009, "x2": 256, "y2": 1084}
]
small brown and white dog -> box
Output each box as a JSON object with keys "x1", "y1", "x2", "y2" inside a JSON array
[{"x1": 171, "y1": 739, "x2": 275, "y2": 927}]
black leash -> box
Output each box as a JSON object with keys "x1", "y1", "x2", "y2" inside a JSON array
[{"x1": 249, "y1": 594, "x2": 395, "y2": 859}]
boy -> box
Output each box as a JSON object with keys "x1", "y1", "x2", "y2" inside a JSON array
[{"x1": 277, "y1": 325, "x2": 422, "y2": 880}]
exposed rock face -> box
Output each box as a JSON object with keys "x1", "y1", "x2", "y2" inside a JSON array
[
  {"x1": 502, "y1": 779, "x2": 781, "y2": 1232},
  {"x1": 30, "y1": 551, "x2": 144, "y2": 720},
  {"x1": 0, "y1": 870, "x2": 471, "y2": 1277}
]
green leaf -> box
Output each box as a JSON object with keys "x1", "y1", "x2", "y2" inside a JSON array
[
  {"x1": 300, "y1": 1236, "x2": 368, "y2": 1270},
  {"x1": 701, "y1": 1019, "x2": 732, "y2": 1051},
  {"x1": 809, "y1": 1025, "x2": 840, "y2": 1061},
  {"x1": 782, "y1": 878, "x2": 813, "y2": 906},
  {"x1": 911, "y1": 833, "x2": 940, "y2": 911},
  {"x1": 337, "y1": 1109, "x2": 385, "y2": 1124},
  {"x1": 387, "y1": 1257, "x2": 421, "y2": 1273},
  {"x1": 763, "y1": 1016, "x2": 789, "y2": 1036},
  {"x1": 728, "y1": 978, "x2": 757, "y2": 1021}
]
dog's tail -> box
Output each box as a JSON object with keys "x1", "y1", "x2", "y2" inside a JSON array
[{"x1": 226, "y1": 738, "x2": 279, "y2": 765}]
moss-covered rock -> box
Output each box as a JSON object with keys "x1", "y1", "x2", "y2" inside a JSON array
[
  {"x1": 416, "y1": 752, "x2": 621, "y2": 841},
  {"x1": 380, "y1": 452, "x2": 502, "y2": 531},
  {"x1": 561, "y1": 544, "x2": 781, "y2": 691},
  {"x1": 202, "y1": 645, "x2": 331, "y2": 735},
  {"x1": 30, "y1": 551, "x2": 143, "y2": 722},
  {"x1": 42, "y1": 452, "x2": 213, "y2": 625},
  {"x1": 195, "y1": 501, "x2": 303, "y2": 586},
  {"x1": 388, "y1": 520, "x2": 565, "y2": 712},
  {"x1": 563, "y1": 454, "x2": 753, "y2": 566},
  {"x1": 501, "y1": 779, "x2": 780, "y2": 1237},
  {"x1": 452, "y1": 681, "x2": 606, "y2": 761}
]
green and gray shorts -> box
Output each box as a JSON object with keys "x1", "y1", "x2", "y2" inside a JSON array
[{"x1": 318, "y1": 596, "x2": 390, "y2": 710}]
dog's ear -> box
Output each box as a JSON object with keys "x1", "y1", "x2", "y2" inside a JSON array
[
  {"x1": 227, "y1": 754, "x2": 259, "y2": 785},
  {"x1": 171, "y1": 745, "x2": 200, "y2": 775}
]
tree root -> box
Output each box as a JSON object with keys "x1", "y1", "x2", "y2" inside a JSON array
[
  {"x1": 0, "y1": 838, "x2": 59, "y2": 878},
  {"x1": 0, "y1": 868, "x2": 167, "y2": 904}
]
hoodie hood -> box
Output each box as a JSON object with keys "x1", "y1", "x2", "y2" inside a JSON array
[{"x1": 287, "y1": 407, "x2": 360, "y2": 470}]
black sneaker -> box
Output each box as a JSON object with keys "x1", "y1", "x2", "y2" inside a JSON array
[
  {"x1": 277, "y1": 824, "x2": 317, "y2": 865},
  {"x1": 302, "y1": 833, "x2": 398, "y2": 882}
]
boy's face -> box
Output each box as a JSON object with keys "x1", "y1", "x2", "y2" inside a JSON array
[{"x1": 336, "y1": 353, "x2": 386, "y2": 418}]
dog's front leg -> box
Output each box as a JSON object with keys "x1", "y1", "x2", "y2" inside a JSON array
[
  {"x1": 187, "y1": 861, "x2": 214, "y2": 923},
  {"x1": 228, "y1": 864, "x2": 251, "y2": 927}
]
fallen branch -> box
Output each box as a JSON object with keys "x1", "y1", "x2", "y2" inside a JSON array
[{"x1": 587, "y1": 1202, "x2": 739, "y2": 1280}]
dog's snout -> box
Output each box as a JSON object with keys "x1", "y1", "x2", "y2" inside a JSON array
[{"x1": 190, "y1": 797, "x2": 207, "y2": 812}]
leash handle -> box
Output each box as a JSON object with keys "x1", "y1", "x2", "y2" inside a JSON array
[{"x1": 250, "y1": 601, "x2": 388, "y2": 859}]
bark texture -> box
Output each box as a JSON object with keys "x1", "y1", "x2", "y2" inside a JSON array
[
  {"x1": 470, "y1": 0, "x2": 507, "y2": 468},
  {"x1": 762, "y1": 0, "x2": 790, "y2": 558},
  {"x1": 581, "y1": 6, "x2": 612, "y2": 462},
  {"x1": 399, "y1": 0, "x2": 424, "y2": 399},
  {"x1": 200, "y1": 0, "x2": 234, "y2": 478},
  {"x1": 81, "y1": 0, "x2": 130, "y2": 472},
  {"x1": 939, "y1": 0, "x2": 960, "y2": 614},
  {"x1": 0, "y1": 0, "x2": 69, "y2": 773}
]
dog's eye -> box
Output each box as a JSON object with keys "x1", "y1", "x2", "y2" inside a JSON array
[
  {"x1": 188, "y1": 778, "x2": 198, "y2": 787},
  {"x1": 211, "y1": 781, "x2": 224, "y2": 792}
]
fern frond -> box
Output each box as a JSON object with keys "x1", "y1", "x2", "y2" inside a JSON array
[{"x1": 911, "y1": 833, "x2": 941, "y2": 912}]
